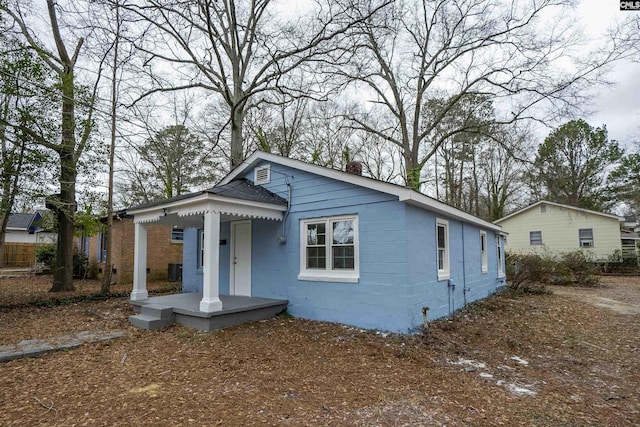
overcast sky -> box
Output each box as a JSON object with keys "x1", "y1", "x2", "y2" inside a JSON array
[{"x1": 580, "y1": 0, "x2": 640, "y2": 147}]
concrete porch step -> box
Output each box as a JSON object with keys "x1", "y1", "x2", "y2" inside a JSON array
[
  {"x1": 129, "y1": 313, "x2": 175, "y2": 330},
  {"x1": 129, "y1": 304, "x2": 176, "y2": 330},
  {"x1": 140, "y1": 304, "x2": 175, "y2": 319}
]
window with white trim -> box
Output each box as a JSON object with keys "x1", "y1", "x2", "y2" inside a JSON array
[
  {"x1": 480, "y1": 231, "x2": 488, "y2": 273},
  {"x1": 254, "y1": 164, "x2": 271, "y2": 185},
  {"x1": 299, "y1": 215, "x2": 359, "y2": 282},
  {"x1": 171, "y1": 226, "x2": 184, "y2": 242},
  {"x1": 497, "y1": 234, "x2": 504, "y2": 277},
  {"x1": 529, "y1": 230, "x2": 542, "y2": 245},
  {"x1": 579, "y1": 228, "x2": 594, "y2": 247},
  {"x1": 436, "y1": 219, "x2": 449, "y2": 280}
]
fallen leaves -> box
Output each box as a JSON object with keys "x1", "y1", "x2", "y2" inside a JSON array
[{"x1": 0, "y1": 276, "x2": 638, "y2": 425}]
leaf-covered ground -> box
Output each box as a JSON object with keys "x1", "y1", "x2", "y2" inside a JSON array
[{"x1": 0, "y1": 275, "x2": 638, "y2": 426}]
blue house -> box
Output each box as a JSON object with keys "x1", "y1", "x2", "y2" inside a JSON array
[{"x1": 128, "y1": 152, "x2": 506, "y2": 333}]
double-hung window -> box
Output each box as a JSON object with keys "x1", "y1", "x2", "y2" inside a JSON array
[
  {"x1": 480, "y1": 231, "x2": 488, "y2": 273},
  {"x1": 436, "y1": 219, "x2": 450, "y2": 280},
  {"x1": 497, "y1": 234, "x2": 504, "y2": 277},
  {"x1": 171, "y1": 227, "x2": 184, "y2": 242},
  {"x1": 299, "y1": 215, "x2": 359, "y2": 283},
  {"x1": 529, "y1": 230, "x2": 543, "y2": 245},
  {"x1": 579, "y1": 228, "x2": 594, "y2": 247}
]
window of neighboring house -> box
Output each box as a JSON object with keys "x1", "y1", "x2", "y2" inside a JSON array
[
  {"x1": 171, "y1": 227, "x2": 184, "y2": 242},
  {"x1": 497, "y1": 234, "x2": 504, "y2": 277},
  {"x1": 480, "y1": 231, "x2": 488, "y2": 273},
  {"x1": 99, "y1": 232, "x2": 107, "y2": 262},
  {"x1": 197, "y1": 229, "x2": 205, "y2": 270},
  {"x1": 436, "y1": 219, "x2": 450, "y2": 281},
  {"x1": 540, "y1": 204, "x2": 547, "y2": 214},
  {"x1": 579, "y1": 228, "x2": 594, "y2": 247},
  {"x1": 529, "y1": 230, "x2": 543, "y2": 245},
  {"x1": 299, "y1": 215, "x2": 358, "y2": 282}
]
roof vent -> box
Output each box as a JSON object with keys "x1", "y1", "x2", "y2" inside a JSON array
[{"x1": 254, "y1": 164, "x2": 271, "y2": 185}]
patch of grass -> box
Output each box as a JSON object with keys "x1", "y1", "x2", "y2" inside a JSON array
[{"x1": 276, "y1": 310, "x2": 294, "y2": 319}]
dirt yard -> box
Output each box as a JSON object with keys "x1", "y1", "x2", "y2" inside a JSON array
[{"x1": 0, "y1": 275, "x2": 638, "y2": 426}]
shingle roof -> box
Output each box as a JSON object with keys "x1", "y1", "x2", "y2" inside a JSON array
[
  {"x1": 128, "y1": 178, "x2": 287, "y2": 211},
  {"x1": 6, "y1": 213, "x2": 36, "y2": 230}
]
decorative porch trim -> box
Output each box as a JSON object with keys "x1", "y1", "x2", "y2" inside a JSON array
[{"x1": 131, "y1": 193, "x2": 285, "y2": 224}]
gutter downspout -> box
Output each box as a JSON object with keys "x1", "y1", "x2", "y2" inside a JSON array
[{"x1": 277, "y1": 177, "x2": 291, "y2": 245}]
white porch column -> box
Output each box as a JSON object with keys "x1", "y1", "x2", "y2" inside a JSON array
[
  {"x1": 131, "y1": 221, "x2": 149, "y2": 301},
  {"x1": 200, "y1": 208, "x2": 223, "y2": 312}
]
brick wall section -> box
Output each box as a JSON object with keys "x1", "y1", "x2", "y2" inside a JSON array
[{"x1": 89, "y1": 218, "x2": 183, "y2": 284}]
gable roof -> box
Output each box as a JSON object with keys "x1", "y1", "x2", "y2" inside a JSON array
[
  {"x1": 494, "y1": 200, "x2": 624, "y2": 224},
  {"x1": 220, "y1": 151, "x2": 501, "y2": 232},
  {"x1": 129, "y1": 178, "x2": 287, "y2": 212},
  {"x1": 7, "y1": 213, "x2": 38, "y2": 230}
]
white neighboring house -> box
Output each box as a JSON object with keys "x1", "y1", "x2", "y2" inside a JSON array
[
  {"x1": 5, "y1": 212, "x2": 57, "y2": 244},
  {"x1": 494, "y1": 201, "x2": 624, "y2": 261}
]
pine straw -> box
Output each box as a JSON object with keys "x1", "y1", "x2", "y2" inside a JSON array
[{"x1": 0, "y1": 276, "x2": 638, "y2": 426}]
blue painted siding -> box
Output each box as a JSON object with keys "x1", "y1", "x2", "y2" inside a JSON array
[
  {"x1": 404, "y1": 205, "x2": 504, "y2": 331},
  {"x1": 251, "y1": 219, "x2": 289, "y2": 299},
  {"x1": 179, "y1": 159, "x2": 505, "y2": 333},
  {"x1": 181, "y1": 223, "x2": 231, "y2": 294},
  {"x1": 241, "y1": 161, "x2": 410, "y2": 332}
]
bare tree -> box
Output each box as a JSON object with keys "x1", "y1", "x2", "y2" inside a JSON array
[
  {"x1": 1, "y1": 0, "x2": 103, "y2": 291},
  {"x1": 479, "y1": 126, "x2": 532, "y2": 221},
  {"x1": 245, "y1": 92, "x2": 311, "y2": 159},
  {"x1": 117, "y1": 96, "x2": 222, "y2": 205},
  {"x1": 343, "y1": 0, "x2": 626, "y2": 190},
  {"x1": 120, "y1": 0, "x2": 385, "y2": 168}
]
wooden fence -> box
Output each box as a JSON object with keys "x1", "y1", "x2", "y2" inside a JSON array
[{"x1": 2, "y1": 243, "x2": 36, "y2": 267}]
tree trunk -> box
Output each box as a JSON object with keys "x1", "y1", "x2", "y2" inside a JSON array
[
  {"x1": 404, "y1": 150, "x2": 421, "y2": 191},
  {"x1": 0, "y1": 213, "x2": 8, "y2": 268},
  {"x1": 230, "y1": 104, "x2": 245, "y2": 168},
  {"x1": 50, "y1": 74, "x2": 76, "y2": 292},
  {"x1": 102, "y1": 2, "x2": 121, "y2": 294}
]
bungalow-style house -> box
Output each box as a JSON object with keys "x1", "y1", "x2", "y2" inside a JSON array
[
  {"x1": 494, "y1": 200, "x2": 625, "y2": 261},
  {"x1": 128, "y1": 152, "x2": 507, "y2": 333},
  {"x1": 83, "y1": 210, "x2": 183, "y2": 284}
]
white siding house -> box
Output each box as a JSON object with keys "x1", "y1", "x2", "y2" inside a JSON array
[{"x1": 494, "y1": 201, "x2": 623, "y2": 260}]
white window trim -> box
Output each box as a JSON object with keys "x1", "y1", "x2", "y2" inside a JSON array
[
  {"x1": 497, "y1": 234, "x2": 505, "y2": 278},
  {"x1": 529, "y1": 230, "x2": 543, "y2": 246},
  {"x1": 436, "y1": 218, "x2": 450, "y2": 281},
  {"x1": 254, "y1": 164, "x2": 271, "y2": 185},
  {"x1": 578, "y1": 228, "x2": 594, "y2": 248},
  {"x1": 298, "y1": 215, "x2": 359, "y2": 283},
  {"x1": 171, "y1": 227, "x2": 184, "y2": 243},
  {"x1": 480, "y1": 230, "x2": 488, "y2": 274}
]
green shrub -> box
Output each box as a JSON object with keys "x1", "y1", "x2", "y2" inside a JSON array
[
  {"x1": 506, "y1": 252, "x2": 554, "y2": 294},
  {"x1": 560, "y1": 250, "x2": 599, "y2": 287},
  {"x1": 35, "y1": 244, "x2": 56, "y2": 267},
  {"x1": 73, "y1": 254, "x2": 87, "y2": 279},
  {"x1": 506, "y1": 250, "x2": 600, "y2": 292}
]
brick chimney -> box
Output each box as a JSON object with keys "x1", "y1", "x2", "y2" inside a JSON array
[{"x1": 345, "y1": 161, "x2": 363, "y2": 176}]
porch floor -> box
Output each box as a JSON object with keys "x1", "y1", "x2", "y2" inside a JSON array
[{"x1": 129, "y1": 293, "x2": 288, "y2": 332}]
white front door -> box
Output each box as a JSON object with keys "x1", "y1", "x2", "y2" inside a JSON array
[{"x1": 231, "y1": 221, "x2": 252, "y2": 296}]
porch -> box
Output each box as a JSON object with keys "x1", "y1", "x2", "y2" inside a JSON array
[
  {"x1": 130, "y1": 293, "x2": 288, "y2": 331},
  {"x1": 126, "y1": 179, "x2": 289, "y2": 331}
]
